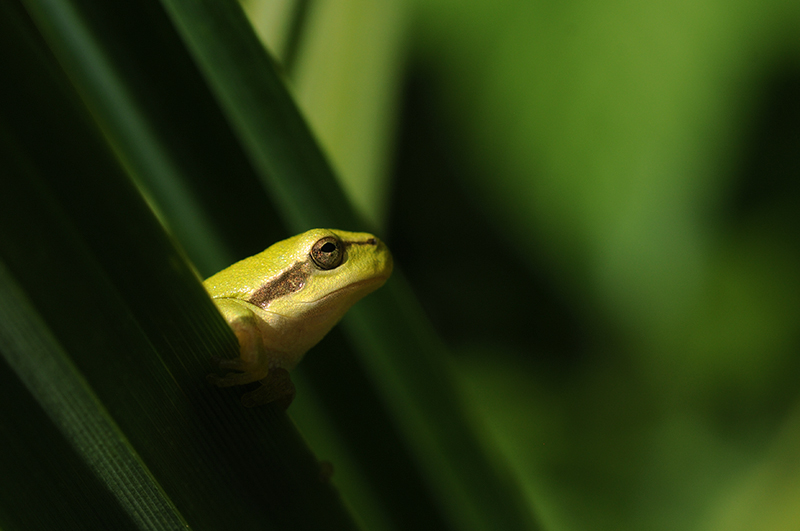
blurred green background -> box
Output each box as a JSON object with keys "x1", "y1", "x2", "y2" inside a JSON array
[
  {"x1": 4, "y1": 0, "x2": 800, "y2": 529},
  {"x1": 249, "y1": 0, "x2": 800, "y2": 529}
]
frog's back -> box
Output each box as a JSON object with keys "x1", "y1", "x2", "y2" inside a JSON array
[{"x1": 203, "y1": 232, "x2": 312, "y2": 300}]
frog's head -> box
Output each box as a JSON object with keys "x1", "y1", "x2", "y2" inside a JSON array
[
  {"x1": 203, "y1": 228, "x2": 392, "y2": 366},
  {"x1": 205, "y1": 228, "x2": 391, "y2": 333},
  {"x1": 247, "y1": 228, "x2": 392, "y2": 315}
]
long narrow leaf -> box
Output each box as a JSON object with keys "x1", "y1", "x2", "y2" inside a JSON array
[
  {"x1": 157, "y1": 1, "x2": 538, "y2": 530},
  {"x1": 15, "y1": 0, "x2": 409, "y2": 528},
  {"x1": 0, "y1": 260, "x2": 187, "y2": 531},
  {"x1": 0, "y1": 4, "x2": 361, "y2": 529}
]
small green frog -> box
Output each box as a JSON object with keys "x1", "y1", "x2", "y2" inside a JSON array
[{"x1": 204, "y1": 229, "x2": 392, "y2": 408}]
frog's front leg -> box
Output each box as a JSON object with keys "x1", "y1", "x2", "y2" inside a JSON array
[
  {"x1": 207, "y1": 298, "x2": 271, "y2": 387},
  {"x1": 207, "y1": 298, "x2": 296, "y2": 408}
]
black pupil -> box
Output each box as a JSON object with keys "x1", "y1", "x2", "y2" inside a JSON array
[{"x1": 321, "y1": 242, "x2": 336, "y2": 253}]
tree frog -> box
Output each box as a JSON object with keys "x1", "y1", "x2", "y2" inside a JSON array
[{"x1": 204, "y1": 228, "x2": 392, "y2": 408}]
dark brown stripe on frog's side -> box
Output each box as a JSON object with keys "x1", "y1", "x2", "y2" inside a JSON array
[{"x1": 247, "y1": 260, "x2": 313, "y2": 309}]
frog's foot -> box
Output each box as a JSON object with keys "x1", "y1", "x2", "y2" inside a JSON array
[
  {"x1": 207, "y1": 357, "x2": 269, "y2": 387},
  {"x1": 241, "y1": 368, "x2": 296, "y2": 409}
]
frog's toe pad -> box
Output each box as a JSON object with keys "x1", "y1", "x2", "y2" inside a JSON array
[
  {"x1": 210, "y1": 356, "x2": 251, "y2": 372},
  {"x1": 241, "y1": 368, "x2": 296, "y2": 409},
  {"x1": 207, "y1": 369, "x2": 266, "y2": 388}
]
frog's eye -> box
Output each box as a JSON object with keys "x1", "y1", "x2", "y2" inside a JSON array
[{"x1": 310, "y1": 236, "x2": 344, "y2": 270}]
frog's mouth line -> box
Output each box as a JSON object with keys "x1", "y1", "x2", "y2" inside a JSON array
[
  {"x1": 259, "y1": 275, "x2": 390, "y2": 320},
  {"x1": 304, "y1": 274, "x2": 391, "y2": 305}
]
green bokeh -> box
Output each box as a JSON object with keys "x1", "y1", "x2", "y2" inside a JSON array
[{"x1": 391, "y1": 0, "x2": 800, "y2": 529}]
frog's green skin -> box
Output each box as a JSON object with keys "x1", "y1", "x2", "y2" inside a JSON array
[{"x1": 204, "y1": 228, "x2": 392, "y2": 406}]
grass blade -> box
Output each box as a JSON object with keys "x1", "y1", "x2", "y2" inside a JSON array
[
  {"x1": 0, "y1": 3, "x2": 361, "y2": 529},
  {"x1": 157, "y1": 1, "x2": 538, "y2": 529}
]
